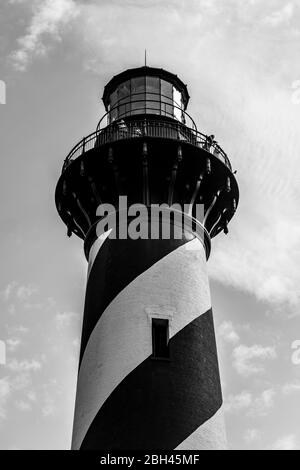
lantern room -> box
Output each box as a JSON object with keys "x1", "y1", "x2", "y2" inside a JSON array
[{"x1": 101, "y1": 66, "x2": 190, "y2": 125}]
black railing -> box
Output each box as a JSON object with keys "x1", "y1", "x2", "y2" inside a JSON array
[{"x1": 63, "y1": 118, "x2": 232, "y2": 172}]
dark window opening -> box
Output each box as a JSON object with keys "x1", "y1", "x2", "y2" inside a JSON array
[{"x1": 152, "y1": 318, "x2": 170, "y2": 359}]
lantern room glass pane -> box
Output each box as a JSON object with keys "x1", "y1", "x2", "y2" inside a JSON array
[
  {"x1": 131, "y1": 76, "x2": 145, "y2": 115},
  {"x1": 131, "y1": 76, "x2": 145, "y2": 98},
  {"x1": 146, "y1": 76, "x2": 160, "y2": 94},
  {"x1": 110, "y1": 89, "x2": 118, "y2": 108},
  {"x1": 110, "y1": 106, "x2": 118, "y2": 123},
  {"x1": 173, "y1": 87, "x2": 182, "y2": 121},
  {"x1": 146, "y1": 76, "x2": 160, "y2": 114},
  {"x1": 118, "y1": 80, "x2": 131, "y2": 103},
  {"x1": 161, "y1": 80, "x2": 173, "y2": 102},
  {"x1": 161, "y1": 79, "x2": 173, "y2": 117},
  {"x1": 117, "y1": 80, "x2": 131, "y2": 118}
]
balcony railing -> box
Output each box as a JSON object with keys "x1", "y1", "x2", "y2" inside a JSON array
[{"x1": 62, "y1": 118, "x2": 232, "y2": 172}]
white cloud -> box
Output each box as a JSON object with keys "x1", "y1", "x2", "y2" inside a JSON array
[
  {"x1": 224, "y1": 391, "x2": 252, "y2": 413},
  {"x1": 16, "y1": 284, "x2": 38, "y2": 301},
  {"x1": 263, "y1": 3, "x2": 294, "y2": 27},
  {"x1": 218, "y1": 321, "x2": 240, "y2": 345},
  {"x1": 282, "y1": 380, "x2": 300, "y2": 395},
  {"x1": 244, "y1": 428, "x2": 261, "y2": 444},
  {"x1": 10, "y1": 0, "x2": 80, "y2": 71},
  {"x1": 7, "y1": 359, "x2": 42, "y2": 372},
  {"x1": 0, "y1": 282, "x2": 17, "y2": 301},
  {"x1": 8, "y1": 325, "x2": 29, "y2": 335},
  {"x1": 15, "y1": 400, "x2": 32, "y2": 412},
  {"x1": 7, "y1": 304, "x2": 16, "y2": 315},
  {"x1": 270, "y1": 434, "x2": 298, "y2": 450},
  {"x1": 10, "y1": 372, "x2": 32, "y2": 392},
  {"x1": 0, "y1": 282, "x2": 37, "y2": 302},
  {"x1": 225, "y1": 388, "x2": 276, "y2": 417},
  {"x1": 6, "y1": 338, "x2": 22, "y2": 352},
  {"x1": 42, "y1": 391, "x2": 56, "y2": 417},
  {"x1": 248, "y1": 389, "x2": 276, "y2": 417},
  {"x1": 55, "y1": 311, "x2": 78, "y2": 330},
  {"x1": 0, "y1": 377, "x2": 11, "y2": 420},
  {"x1": 27, "y1": 390, "x2": 37, "y2": 402},
  {"x1": 232, "y1": 344, "x2": 277, "y2": 377},
  {"x1": 39, "y1": 379, "x2": 62, "y2": 418}
]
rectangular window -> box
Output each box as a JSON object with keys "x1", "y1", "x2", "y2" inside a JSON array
[
  {"x1": 152, "y1": 319, "x2": 170, "y2": 359},
  {"x1": 173, "y1": 87, "x2": 183, "y2": 122},
  {"x1": 161, "y1": 79, "x2": 173, "y2": 117},
  {"x1": 118, "y1": 80, "x2": 131, "y2": 117},
  {"x1": 131, "y1": 76, "x2": 146, "y2": 115},
  {"x1": 146, "y1": 76, "x2": 160, "y2": 114}
]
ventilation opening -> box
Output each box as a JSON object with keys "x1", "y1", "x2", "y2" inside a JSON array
[{"x1": 152, "y1": 318, "x2": 170, "y2": 359}]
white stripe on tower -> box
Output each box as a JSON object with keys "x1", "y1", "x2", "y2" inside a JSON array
[
  {"x1": 72, "y1": 236, "x2": 226, "y2": 450},
  {"x1": 175, "y1": 408, "x2": 227, "y2": 450}
]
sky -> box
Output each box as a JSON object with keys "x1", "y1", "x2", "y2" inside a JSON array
[{"x1": 0, "y1": 0, "x2": 300, "y2": 450}]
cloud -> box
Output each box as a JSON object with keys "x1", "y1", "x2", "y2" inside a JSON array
[
  {"x1": 232, "y1": 344, "x2": 277, "y2": 377},
  {"x1": 218, "y1": 321, "x2": 240, "y2": 345},
  {"x1": 0, "y1": 282, "x2": 37, "y2": 302},
  {"x1": 6, "y1": 338, "x2": 22, "y2": 352},
  {"x1": 0, "y1": 282, "x2": 17, "y2": 301},
  {"x1": 14, "y1": 389, "x2": 37, "y2": 412},
  {"x1": 55, "y1": 311, "x2": 78, "y2": 330},
  {"x1": 15, "y1": 400, "x2": 32, "y2": 412},
  {"x1": 225, "y1": 388, "x2": 276, "y2": 417},
  {"x1": 42, "y1": 393, "x2": 55, "y2": 417},
  {"x1": 0, "y1": 377, "x2": 11, "y2": 420},
  {"x1": 10, "y1": 0, "x2": 80, "y2": 71},
  {"x1": 8, "y1": 325, "x2": 29, "y2": 335},
  {"x1": 263, "y1": 3, "x2": 294, "y2": 27},
  {"x1": 41, "y1": 381, "x2": 60, "y2": 418},
  {"x1": 248, "y1": 388, "x2": 276, "y2": 417},
  {"x1": 208, "y1": 76, "x2": 300, "y2": 313},
  {"x1": 282, "y1": 380, "x2": 300, "y2": 395},
  {"x1": 27, "y1": 390, "x2": 37, "y2": 402},
  {"x1": 270, "y1": 434, "x2": 298, "y2": 450},
  {"x1": 7, "y1": 359, "x2": 42, "y2": 372},
  {"x1": 10, "y1": 372, "x2": 32, "y2": 392},
  {"x1": 244, "y1": 428, "x2": 261, "y2": 444},
  {"x1": 224, "y1": 391, "x2": 252, "y2": 413},
  {"x1": 16, "y1": 284, "x2": 38, "y2": 301}
]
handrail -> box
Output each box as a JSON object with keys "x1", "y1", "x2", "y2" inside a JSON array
[{"x1": 62, "y1": 118, "x2": 232, "y2": 172}]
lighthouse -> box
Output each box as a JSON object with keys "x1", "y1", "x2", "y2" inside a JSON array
[{"x1": 55, "y1": 65, "x2": 239, "y2": 450}]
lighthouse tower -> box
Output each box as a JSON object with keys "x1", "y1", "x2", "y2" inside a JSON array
[{"x1": 55, "y1": 66, "x2": 239, "y2": 450}]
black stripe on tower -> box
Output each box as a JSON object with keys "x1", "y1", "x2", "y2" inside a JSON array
[
  {"x1": 79, "y1": 235, "x2": 191, "y2": 366},
  {"x1": 80, "y1": 309, "x2": 222, "y2": 450}
]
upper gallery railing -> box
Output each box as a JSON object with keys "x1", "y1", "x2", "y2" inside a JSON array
[{"x1": 63, "y1": 117, "x2": 232, "y2": 172}]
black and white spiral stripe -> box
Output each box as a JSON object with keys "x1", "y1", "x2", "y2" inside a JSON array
[{"x1": 72, "y1": 235, "x2": 226, "y2": 450}]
